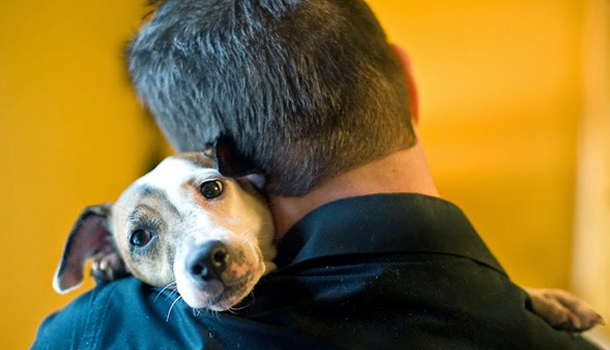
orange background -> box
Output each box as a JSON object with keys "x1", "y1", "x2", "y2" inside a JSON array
[{"x1": 0, "y1": 0, "x2": 607, "y2": 348}]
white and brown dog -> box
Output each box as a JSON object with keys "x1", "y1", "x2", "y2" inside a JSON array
[
  {"x1": 53, "y1": 152, "x2": 276, "y2": 311},
  {"x1": 53, "y1": 152, "x2": 604, "y2": 331}
]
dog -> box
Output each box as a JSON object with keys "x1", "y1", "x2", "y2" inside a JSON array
[
  {"x1": 53, "y1": 152, "x2": 276, "y2": 311},
  {"x1": 52, "y1": 152, "x2": 604, "y2": 331}
]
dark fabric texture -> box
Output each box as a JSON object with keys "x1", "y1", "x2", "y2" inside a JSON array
[{"x1": 32, "y1": 194, "x2": 601, "y2": 349}]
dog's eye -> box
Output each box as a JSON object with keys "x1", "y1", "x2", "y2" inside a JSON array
[
  {"x1": 200, "y1": 180, "x2": 224, "y2": 199},
  {"x1": 130, "y1": 229, "x2": 153, "y2": 248}
]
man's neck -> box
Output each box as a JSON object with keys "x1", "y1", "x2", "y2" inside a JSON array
[{"x1": 268, "y1": 142, "x2": 439, "y2": 239}]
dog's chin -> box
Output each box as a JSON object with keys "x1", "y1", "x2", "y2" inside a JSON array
[{"x1": 178, "y1": 277, "x2": 256, "y2": 311}]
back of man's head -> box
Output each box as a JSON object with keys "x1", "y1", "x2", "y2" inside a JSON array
[{"x1": 128, "y1": 0, "x2": 416, "y2": 196}]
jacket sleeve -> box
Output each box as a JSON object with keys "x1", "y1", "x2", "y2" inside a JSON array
[{"x1": 30, "y1": 289, "x2": 96, "y2": 350}]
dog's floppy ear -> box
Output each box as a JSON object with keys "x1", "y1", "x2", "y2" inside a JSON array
[
  {"x1": 53, "y1": 204, "x2": 127, "y2": 294},
  {"x1": 213, "y1": 135, "x2": 256, "y2": 177},
  {"x1": 214, "y1": 135, "x2": 266, "y2": 190}
]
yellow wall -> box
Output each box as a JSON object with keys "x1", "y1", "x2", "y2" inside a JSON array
[
  {"x1": 0, "y1": 0, "x2": 605, "y2": 348},
  {"x1": 0, "y1": 2, "x2": 164, "y2": 348},
  {"x1": 572, "y1": 0, "x2": 610, "y2": 344},
  {"x1": 370, "y1": 0, "x2": 586, "y2": 289}
]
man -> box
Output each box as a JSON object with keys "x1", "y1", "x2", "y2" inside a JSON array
[{"x1": 32, "y1": 0, "x2": 601, "y2": 349}]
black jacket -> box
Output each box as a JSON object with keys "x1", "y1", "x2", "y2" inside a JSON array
[{"x1": 32, "y1": 194, "x2": 600, "y2": 349}]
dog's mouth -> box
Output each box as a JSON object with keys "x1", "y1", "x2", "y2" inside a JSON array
[
  {"x1": 205, "y1": 277, "x2": 256, "y2": 310},
  {"x1": 175, "y1": 260, "x2": 264, "y2": 311}
]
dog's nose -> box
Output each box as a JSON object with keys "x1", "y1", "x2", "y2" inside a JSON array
[{"x1": 186, "y1": 241, "x2": 230, "y2": 282}]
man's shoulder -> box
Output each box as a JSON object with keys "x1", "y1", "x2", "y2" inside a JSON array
[
  {"x1": 32, "y1": 276, "x2": 341, "y2": 350},
  {"x1": 32, "y1": 277, "x2": 169, "y2": 350}
]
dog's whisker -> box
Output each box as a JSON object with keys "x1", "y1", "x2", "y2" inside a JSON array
[
  {"x1": 225, "y1": 289, "x2": 257, "y2": 315},
  {"x1": 212, "y1": 309, "x2": 221, "y2": 321},
  {"x1": 168, "y1": 289, "x2": 180, "y2": 300},
  {"x1": 165, "y1": 288, "x2": 181, "y2": 301},
  {"x1": 239, "y1": 230, "x2": 256, "y2": 246},
  {"x1": 166, "y1": 295, "x2": 183, "y2": 322},
  {"x1": 238, "y1": 225, "x2": 263, "y2": 244},
  {"x1": 110, "y1": 203, "x2": 129, "y2": 214},
  {"x1": 231, "y1": 291, "x2": 256, "y2": 313},
  {"x1": 109, "y1": 204, "x2": 132, "y2": 221},
  {"x1": 227, "y1": 304, "x2": 247, "y2": 314},
  {"x1": 154, "y1": 281, "x2": 178, "y2": 302}
]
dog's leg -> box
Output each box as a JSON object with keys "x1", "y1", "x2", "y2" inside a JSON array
[
  {"x1": 91, "y1": 247, "x2": 129, "y2": 284},
  {"x1": 525, "y1": 287, "x2": 605, "y2": 332}
]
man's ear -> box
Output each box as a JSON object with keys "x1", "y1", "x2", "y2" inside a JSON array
[
  {"x1": 53, "y1": 204, "x2": 127, "y2": 293},
  {"x1": 391, "y1": 44, "x2": 419, "y2": 126}
]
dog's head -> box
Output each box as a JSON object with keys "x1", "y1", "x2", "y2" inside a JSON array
[{"x1": 53, "y1": 152, "x2": 276, "y2": 311}]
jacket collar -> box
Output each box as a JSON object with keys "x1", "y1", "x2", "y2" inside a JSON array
[{"x1": 275, "y1": 193, "x2": 506, "y2": 276}]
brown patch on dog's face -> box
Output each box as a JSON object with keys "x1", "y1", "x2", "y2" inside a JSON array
[
  {"x1": 112, "y1": 186, "x2": 177, "y2": 287},
  {"x1": 110, "y1": 154, "x2": 276, "y2": 310}
]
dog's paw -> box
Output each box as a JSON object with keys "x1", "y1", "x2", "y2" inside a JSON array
[
  {"x1": 90, "y1": 252, "x2": 130, "y2": 284},
  {"x1": 524, "y1": 287, "x2": 605, "y2": 332}
]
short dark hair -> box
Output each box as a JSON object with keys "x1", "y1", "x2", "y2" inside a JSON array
[{"x1": 127, "y1": 0, "x2": 416, "y2": 196}]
